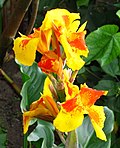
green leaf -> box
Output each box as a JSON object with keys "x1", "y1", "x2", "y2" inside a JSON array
[
  {"x1": 111, "y1": 137, "x2": 120, "y2": 148},
  {"x1": 41, "y1": 140, "x2": 47, "y2": 148},
  {"x1": 116, "y1": 10, "x2": 120, "y2": 18},
  {"x1": 77, "y1": 65, "x2": 103, "y2": 87},
  {"x1": 27, "y1": 120, "x2": 54, "y2": 148},
  {"x1": 77, "y1": 107, "x2": 114, "y2": 148},
  {"x1": 39, "y1": 0, "x2": 61, "y2": 11},
  {"x1": 0, "y1": 0, "x2": 6, "y2": 8},
  {"x1": 31, "y1": 139, "x2": 43, "y2": 148},
  {"x1": 37, "y1": 119, "x2": 55, "y2": 131},
  {"x1": 0, "y1": 127, "x2": 7, "y2": 148},
  {"x1": 94, "y1": 80, "x2": 119, "y2": 96},
  {"x1": 114, "y1": 3, "x2": 120, "y2": 8},
  {"x1": 105, "y1": 96, "x2": 120, "y2": 113},
  {"x1": 94, "y1": 80, "x2": 120, "y2": 112},
  {"x1": 77, "y1": 0, "x2": 90, "y2": 7},
  {"x1": 103, "y1": 107, "x2": 114, "y2": 134},
  {"x1": 52, "y1": 143, "x2": 65, "y2": 148},
  {"x1": 86, "y1": 134, "x2": 111, "y2": 148},
  {"x1": 76, "y1": 116, "x2": 94, "y2": 147},
  {"x1": 101, "y1": 58, "x2": 120, "y2": 77},
  {"x1": 78, "y1": 67, "x2": 86, "y2": 74},
  {"x1": 20, "y1": 62, "x2": 46, "y2": 111},
  {"x1": 86, "y1": 25, "x2": 120, "y2": 66}
]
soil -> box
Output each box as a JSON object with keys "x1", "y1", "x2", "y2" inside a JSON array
[{"x1": 0, "y1": 59, "x2": 23, "y2": 148}]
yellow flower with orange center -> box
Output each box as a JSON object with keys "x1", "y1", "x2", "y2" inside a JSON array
[
  {"x1": 41, "y1": 8, "x2": 89, "y2": 70},
  {"x1": 53, "y1": 82, "x2": 108, "y2": 141},
  {"x1": 13, "y1": 8, "x2": 89, "y2": 76}
]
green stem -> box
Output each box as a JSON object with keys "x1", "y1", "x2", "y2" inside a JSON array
[
  {"x1": 86, "y1": 68, "x2": 101, "y2": 80},
  {"x1": 56, "y1": 129, "x2": 66, "y2": 145},
  {"x1": 29, "y1": 141, "x2": 32, "y2": 148},
  {"x1": 65, "y1": 130, "x2": 78, "y2": 148},
  {"x1": 0, "y1": 68, "x2": 21, "y2": 95},
  {"x1": 24, "y1": 133, "x2": 28, "y2": 148},
  {"x1": 48, "y1": 74, "x2": 65, "y2": 102}
]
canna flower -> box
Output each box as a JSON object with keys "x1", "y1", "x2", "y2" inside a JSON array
[
  {"x1": 53, "y1": 82, "x2": 108, "y2": 141},
  {"x1": 13, "y1": 27, "x2": 63, "y2": 76},
  {"x1": 13, "y1": 8, "x2": 89, "y2": 73},
  {"x1": 41, "y1": 8, "x2": 89, "y2": 70},
  {"x1": 13, "y1": 28, "x2": 51, "y2": 66},
  {"x1": 23, "y1": 77, "x2": 59, "y2": 134}
]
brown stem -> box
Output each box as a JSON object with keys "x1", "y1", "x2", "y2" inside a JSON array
[
  {"x1": 0, "y1": 0, "x2": 33, "y2": 66},
  {"x1": 26, "y1": 0, "x2": 39, "y2": 35},
  {"x1": 0, "y1": 68, "x2": 21, "y2": 95},
  {"x1": 3, "y1": 0, "x2": 33, "y2": 37}
]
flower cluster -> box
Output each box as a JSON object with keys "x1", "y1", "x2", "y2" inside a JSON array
[{"x1": 13, "y1": 8, "x2": 107, "y2": 141}]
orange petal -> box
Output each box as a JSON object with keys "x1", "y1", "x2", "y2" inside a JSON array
[
  {"x1": 68, "y1": 32, "x2": 88, "y2": 57},
  {"x1": 43, "y1": 95, "x2": 59, "y2": 117},
  {"x1": 68, "y1": 32, "x2": 86, "y2": 50},
  {"x1": 80, "y1": 84, "x2": 108, "y2": 106},
  {"x1": 23, "y1": 114, "x2": 31, "y2": 134},
  {"x1": 62, "y1": 97, "x2": 78, "y2": 112},
  {"x1": 23, "y1": 97, "x2": 55, "y2": 134},
  {"x1": 38, "y1": 51, "x2": 63, "y2": 77}
]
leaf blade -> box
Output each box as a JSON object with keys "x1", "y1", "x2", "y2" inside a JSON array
[
  {"x1": 86, "y1": 25, "x2": 120, "y2": 66},
  {"x1": 20, "y1": 62, "x2": 46, "y2": 111}
]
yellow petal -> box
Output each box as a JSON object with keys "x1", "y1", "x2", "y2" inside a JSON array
[
  {"x1": 63, "y1": 69, "x2": 71, "y2": 81},
  {"x1": 77, "y1": 21, "x2": 87, "y2": 32},
  {"x1": 91, "y1": 120, "x2": 107, "y2": 141},
  {"x1": 23, "y1": 113, "x2": 31, "y2": 134},
  {"x1": 41, "y1": 8, "x2": 71, "y2": 31},
  {"x1": 64, "y1": 81, "x2": 79, "y2": 100},
  {"x1": 37, "y1": 29, "x2": 52, "y2": 54},
  {"x1": 88, "y1": 105, "x2": 107, "y2": 141},
  {"x1": 60, "y1": 35, "x2": 85, "y2": 70},
  {"x1": 53, "y1": 107, "x2": 84, "y2": 132},
  {"x1": 13, "y1": 37, "x2": 39, "y2": 66},
  {"x1": 43, "y1": 77, "x2": 53, "y2": 98},
  {"x1": 66, "y1": 54, "x2": 85, "y2": 71},
  {"x1": 41, "y1": 8, "x2": 80, "y2": 35},
  {"x1": 67, "y1": 12, "x2": 80, "y2": 32}
]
